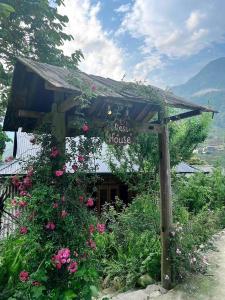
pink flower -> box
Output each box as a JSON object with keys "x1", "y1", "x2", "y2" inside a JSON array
[
  {"x1": 72, "y1": 164, "x2": 78, "y2": 172},
  {"x1": 11, "y1": 199, "x2": 17, "y2": 206},
  {"x1": 14, "y1": 210, "x2": 21, "y2": 218},
  {"x1": 5, "y1": 156, "x2": 13, "y2": 163},
  {"x1": 55, "y1": 170, "x2": 64, "y2": 177},
  {"x1": 46, "y1": 222, "x2": 56, "y2": 230},
  {"x1": 78, "y1": 155, "x2": 85, "y2": 163},
  {"x1": 19, "y1": 191, "x2": 29, "y2": 197},
  {"x1": 20, "y1": 227, "x2": 28, "y2": 234},
  {"x1": 79, "y1": 195, "x2": 84, "y2": 202},
  {"x1": 74, "y1": 251, "x2": 79, "y2": 257},
  {"x1": 19, "y1": 271, "x2": 29, "y2": 282},
  {"x1": 53, "y1": 202, "x2": 58, "y2": 208},
  {"x1": 23, "y1": 176, "x2": 32, "y2": 188},
  {"x1": 50, "y1": 147, "x2": 60, "y2": 158},
  {"x1": 27, "y1": 167, "x2": 34, "y2": 177},
  {"x1": 68, "y1": 261, "x2": 78, "y2": 273},
  {"x1": 89, "y1": 224, "x2": 95, "y2": 234},
  {"x1": 86, "y1": 239, "x2": 96, "y2": 250},
  {"x1": 97, "y1": 223, "x2": 105, "y2": 234},
  {"x1": 86, "y1": 198, "x2": 94, "y2": 207},
  {"x1": 18, "y1": 200, "x2": 27, "y2": 207},
  {"x1": 11, "y1": 175, "x2": 20, "y2": 187},
  {"x1": 52, "y1": 248, "x2": 71, "y2": 269},
  {"x1": 82, "y1": 123, "x2": 89, "y2": 133},
  {"x1": 61, "y1": 210, "x2": 68, "y2": 218}
]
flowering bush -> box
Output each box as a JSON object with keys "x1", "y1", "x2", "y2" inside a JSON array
[{"x1": 0, "y1": 128, "x2": 105, "y2": 299}]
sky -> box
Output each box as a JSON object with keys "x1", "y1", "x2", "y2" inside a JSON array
[{"x1": 58, "y1": 1, "x2": 225, "y2": 88}]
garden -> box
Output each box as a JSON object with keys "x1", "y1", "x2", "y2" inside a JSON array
[{"x1": 0, "y1": 108, "x2": 225, "y2": 299}]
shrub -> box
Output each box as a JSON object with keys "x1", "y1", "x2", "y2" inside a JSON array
[{"x1": 94, "y1": 194, "x2": 161, "y2": 290}]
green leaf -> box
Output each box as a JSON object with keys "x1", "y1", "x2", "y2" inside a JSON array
[{"x1": 90, "y1": 285, "x2": 99, "y2": 297}]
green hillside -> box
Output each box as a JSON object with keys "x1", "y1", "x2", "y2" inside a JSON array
[{"x1": 173, "y1": 57, "x2": 225, "y2": 128}]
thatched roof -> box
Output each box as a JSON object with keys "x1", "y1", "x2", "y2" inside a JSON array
[{"x1": 3, "y1": 57, "x2": 215, "y2": 133}]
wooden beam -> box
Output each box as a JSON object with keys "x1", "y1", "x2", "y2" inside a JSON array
[
  {"x1": 135, "y1": 104, "x2": 150, "y2": 121},
  {"x1": 58, "y1": 95, "x2": 82, "y2": 113},
  {"x1": 166, "y1": 109, "x2": 201, "y2": 122},
  {"x1": 18, "y1": 110, "x2": 46, "y2": 119},
  {"x1": 158, "y1": 109, "x2": 172, "y2": 290}
]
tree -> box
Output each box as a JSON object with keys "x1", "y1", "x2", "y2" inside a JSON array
[{"x1": 0, "y1": 0, "x2": 83, "y2": 113}]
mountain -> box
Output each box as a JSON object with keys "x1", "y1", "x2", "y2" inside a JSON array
[{"x1": 172, "y1": 57, "x2": 225, "y2": 128}]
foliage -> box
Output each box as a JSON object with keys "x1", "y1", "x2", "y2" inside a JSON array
[
  {"x1": 173, "y1": 168, "x2": 225, "y2": 213},
  {"x1": 107, "y1": 114, "x2": 211, "y2": 193},
  {"x1": 170, "y1": 204, "x2": 221, "y2": 283},
  {"x1": 0, "y1": 0, "x2": 83, "y2": 115},
  {"x1": 0, "y1": 124, "x2": 11, "y2": 160},
  {"x1": 0, "y1": 2, "x2": 14, "y2": 19},
  {"x1": 94, "y1": 195, "x2": 161, "y2": 291},
  {"x1": 0, "y1": 127, "x2": 104, "y2": 299}
]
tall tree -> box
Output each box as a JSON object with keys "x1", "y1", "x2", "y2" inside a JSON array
[{"x1": 0, "y1": 0, "x2": 83, "y2": 113}]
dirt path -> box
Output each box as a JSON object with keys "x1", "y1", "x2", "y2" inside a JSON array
[{"x1": 155, "y1": 229, "x2": 225, "y2": 300}]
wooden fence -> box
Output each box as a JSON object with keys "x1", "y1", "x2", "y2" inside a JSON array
[{"x1": 0, "y1": 179, "x2": 18, "y2": 239}]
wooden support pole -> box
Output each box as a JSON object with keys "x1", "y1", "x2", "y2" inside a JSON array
[
  {"x1": 158, "y1": 109, "x2": 172, "y2": 290},
  {"x1": 52, "y1": 92, "x2": 66, "y2": 154}
]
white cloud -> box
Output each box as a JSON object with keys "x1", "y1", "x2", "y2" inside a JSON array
[
  {"x1": 58, "y1": 0, "x2": 125, "y2": 80},
  {"x1": 186, "y1": 10, "x2": 205, "y2": 31},
  {"x1": 115, "y1": 3, "x2": 131, "y2": 13},
  {"x1": 119, "y1": 0, "x2": 225, "y2": 58}
]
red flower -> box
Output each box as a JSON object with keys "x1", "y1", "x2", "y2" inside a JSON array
[
  {"x1": 11, "y1": 199, "x2": 17, "y2": 206},
  {"x1": 11, "y1": 175, "x2": 20, "y2": 187},
  {"x1": 19, "y1": 271, "x2": 29, "y2": 282},
  {"x1": 97, "y1": 223, "x2": 106, "y2": 234},
  {"x1": 14, "y1": 210, "x2": 21, "y2": 218},
  {"x1": 86, "y1": 239, "x2": 96, "y2": 249},
  {"x1": 79, "y1": 195, "x2": 84, "y2": 202},
  {"x1": 46, "y1": 222, "x2": 56, "y2": 230},
  {"x1": 5, "y1": 156, "x2": 13, "y2": 163},
  {"x1": 89, "y1": 224, "x2": 95, "y2": 234},
  {"x1": 18, "y1": 200, "x2": 27, "y2": 207},
  {"x1": 27, "y1": 167, "x2": 34, "y2": 177},
  {"x1": 20, "y1": 227, "x2": 28, "y2": 234},
  {"x1": 68, "y1": 261, "x2": 78, "y2": 274},
  {"x1": 23, "y1": 176, "x2": 32, "y2": 188},
  {"x1": 61, "y1": 210, "x2": 68, "y2": 218},
  {"x1": 53, "y1": 202, "x2": 58, "y2": 208},
  {"x1": 72, "y1": 164, "x2": 78, "y2": 172},
  {"x1": 55, "y1": 170, "x2": 64, "y2": 177},
  {"x1": 50, "y1": 147, "x2": 60, "y2": 158},
  {"x1": 78, "y1": 155, "x2": 85, "y2": 163},
  {"x1": 82, "y1": 123, "x2": 89, "y2": 133},
  {"x1": 86, "y1": 198, "x2": 94, "y2": 207}
]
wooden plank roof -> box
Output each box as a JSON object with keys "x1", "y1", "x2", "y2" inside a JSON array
[{"x1": 3, "y1": 57, "x2": 215, "y2": 133}]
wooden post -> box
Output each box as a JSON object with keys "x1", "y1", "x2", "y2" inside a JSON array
[
  {"x1": 51, "y1": 92, "x2": 66, "y2": 153},
  {"x1": 158, "y1": 109, "x2": 172, "y2": 290}
]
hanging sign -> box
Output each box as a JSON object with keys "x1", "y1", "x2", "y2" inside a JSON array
[{"x1": 107, "y1": 120, "x2": 133, "y2": 145}]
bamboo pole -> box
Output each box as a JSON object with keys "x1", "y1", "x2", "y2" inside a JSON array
[{"x1": 158, "y1": 109, "x2": 172, "y2": 290}]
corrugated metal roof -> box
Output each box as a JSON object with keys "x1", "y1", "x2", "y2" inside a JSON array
[{"x1": 175, "y1": 162, "x2": 200, "y2": 174}]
